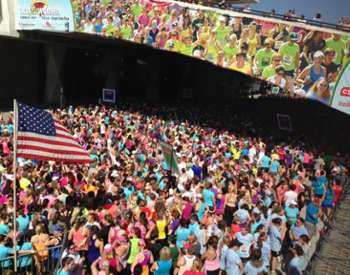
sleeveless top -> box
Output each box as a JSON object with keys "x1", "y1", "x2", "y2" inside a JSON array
[
  {"x1": 204, "y1": 249, "x2": 220, "y2": 271},
  {"x1": 87, "y1": 238, "x2": 100, "y2": 263},
  {"x1": 178, "y1": 255, "x2": 196, "y2": 275},
  {"x1": 157, "y1": 219, "x2": 167, "y2": 240},
  {"x1": 139, "y1": 250, "x2": 151, "y2": 267},
  {"x1": 304, "y1": 65, "x2": 325, "y2": 91},
  {"x1": 73, "y1": 227, "x2": 87, "y2": 250},
  {"x1": 127, "y1": 237, "x2": 140, "y2": 264}
]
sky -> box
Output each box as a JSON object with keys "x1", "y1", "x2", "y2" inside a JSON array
[{"x1": 238, "y1": 0, "x2": 350, "y2": 24}]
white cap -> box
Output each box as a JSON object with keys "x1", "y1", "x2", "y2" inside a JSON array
[{"x1": 314, "y1": 51, "x2": 324, "y2": 59}]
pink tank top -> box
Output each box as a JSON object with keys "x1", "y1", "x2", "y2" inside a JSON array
[{"x1": 205, "y1": 250, "x2": 220, "y2": 271}]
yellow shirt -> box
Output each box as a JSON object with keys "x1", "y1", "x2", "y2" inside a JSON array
[
  {"x1": 231, "y1": 62, "x2": 251, "y2": 75},
  {"x1": 157, "y1": 219, "x2": 167, "y2": 240}
]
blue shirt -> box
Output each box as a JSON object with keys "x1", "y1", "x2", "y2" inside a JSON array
[
  {"x1": 270, "y1": 160, "x2": 280, "y2": 173},
  {"x1": 269, "y1": 225, "x2": 282, "y2": 252},
  {"x1": 291, "y1": 225, "x2": 309, "y2": 239},
  {"x1": 285, "y1": 206, "x2": 299, "y2": 224},
  {"x1": 323, "y1": 189, "x2": 335, "y2": 205},
  {"x1": 0, "y1": 245, "x2": 13, "y2": 268},
  {"x1": 123, "y1": 186, "x2": 134, "y2": 200},
  {"x1": 244, "y1": 261, "x2": 267, "y2": 275},
  {"x1": 18, "y1": 242, "x2": 32, "y2": 267},
  {"x1": 16, "y1": 215, "x2": 30, "y2": 235},
  {"x1": 312, "y1": 181, "x2": 325, "y2": 196},
  {"x1": 225, "y1": 249, "x2": 242, "y2": 275},
  {"x1": 261, "y1": 155, "x2": 271, "y2": 168},
  {"x1": 0, "y1": 224, "x2": 9, "y2": 235},
  {"x1": 203, "y1": 189, "x2": 215, "y2": 207},
  {"x1": 192, "y1": 165, "x2": 202, "y2": 178},
  {"x1": 175, "y1": 227, "x2": 190, "y2": 248},
  {"x1": 197, "y1": 203, "x2": 206, "y2": 221},
  {"x1": 289, "y1": 256, "x2": 304, "y2": 274},
  {"x1": 189, "y1": 222, "x2": 200, "y2": 235},
  {"x1": 155, "y1": 260, "x2": 172, "y2": 275},
  {"x1": 306, "y1": 202, "x2": 320, "y2": 224}
]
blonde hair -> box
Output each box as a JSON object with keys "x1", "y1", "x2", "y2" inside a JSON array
[
  {"x1": 191, "y1": 258, "x2": 203, "y2": 272},
  {"x1": 159, "y1": 247, "x2": 171, "y2": 261}
]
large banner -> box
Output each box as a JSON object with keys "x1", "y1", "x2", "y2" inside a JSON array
[
  {"x1": 16, "y1": 0, "x2": 350, "y2": 115},
  {"x1": 16, "y1": 0, "x2": 74, "y2": 31},
  {"x1": 330, "y1": 61, "x2": 350, "y2": 114}
]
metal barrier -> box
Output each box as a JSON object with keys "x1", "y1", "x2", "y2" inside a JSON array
[
  {"x1": 305, "y1": 174, "x2": 350, "y2": 274},
  {"x1": 0, "y1": 244, "x2": 63, "y2": 274}
]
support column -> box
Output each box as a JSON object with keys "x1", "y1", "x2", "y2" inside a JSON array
[
  {"x1": 146, "y1": 58, "x2": 160, "y2": 103},
  {"x1": 44, "y1": 45, "x2": 67, "y2": 106}
]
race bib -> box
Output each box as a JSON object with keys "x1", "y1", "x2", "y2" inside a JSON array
[
  {"x1": 241, "y1": 245, "x2": 248, "y2": 253},
  {"x1": 283, "y1": 55, "x2": 293, "y2": 66},
  {"x1": 262, "y1": 57, "x2": 270, "y2": 67},
  {"x1": 272, "y1": 86, "x2": 280, "y2": 94},
  {"x1": 275, "y1": 40, "x2": 283, "y2": 50}
]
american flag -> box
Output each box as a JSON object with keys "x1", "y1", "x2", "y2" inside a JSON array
[{"x1": 16, "y1": 102, "x2": 91, "y2": 164}]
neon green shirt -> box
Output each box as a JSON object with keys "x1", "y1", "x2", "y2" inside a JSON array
[
  {"x1": 262, "y1": 65, "x2": 276, "y2": 79},
  {"x1": 105, "y1": 24, "x2": 116, "y2": 36},
  {"x1": 180, "y1": 43, "x2": 193, "y2": 57},
  {"x1": 216, "y1": 26, "x2": 230, "y2": 45},
  {"x1": 255, "y1": 48, "x2": 275, "y2": 70},
  {"x1": 224, "y1": 44, "x2": 240, "y2": 60},
  {"x1": 120, "y1": 25, "x2": 132, "y2": 40},
  {"x1": 278, "y1": 42, "x2": 300, "y2": 71},
  {"x1": 131, "y1": 4, "x2": 143, "y2": 18},
  {"x1": 326, "y1": 38, "x2": 346, "y2": 65}
]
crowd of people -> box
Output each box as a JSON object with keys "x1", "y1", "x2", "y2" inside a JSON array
[
  {"x1": 71, "y1": 0, "x2": 350, "y2": 104},
  {"x1": 0, "y1": 103, "x2": 348, "y2": 275}
]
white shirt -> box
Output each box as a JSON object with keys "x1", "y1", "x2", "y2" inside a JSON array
[{"x1": 284, "y1": 190, "x2": 298, "y2": 205}]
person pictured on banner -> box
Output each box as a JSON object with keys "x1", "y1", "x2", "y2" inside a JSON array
[
  {"x1": 306, "y1": 78, "x2": 332, "y2": 105},
  {"x1": 254, "y1": 38, "x2": 276, "y2": 76},
  {"x1": 223, "y1": 34, "x2": 240, "y2": 62},
  {"x1": 230, "y1": 52, "x2": 252, "y2": 75},
  {"x1": 267, "y1": 66, "x2": 287, "y2": 90},
  {"x1": 262, "y1": 54, "x2": 282, "y2": 80},
  {"x1": 297, "y1": 51, "x2": 326, "y2": 92},
  {"x1": 323, "y1": 48, "x2": 341, "y2": 83},
  {"x1": 326, "y1": 34, "x2": 346, "y2": 67},
  {"x1": 278, "y1": 32, "x2": 300, "y2": 78},
  {"x1": 303, "y1": 31, "x2": 326, "y2": 65}
]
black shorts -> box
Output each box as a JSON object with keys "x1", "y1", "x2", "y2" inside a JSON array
[
  {"x1": 284, "y1": 70, "x2": 295, "y2": 78},
  {"x1": 240, "y1": 256, "x2": 250, "y2": 264},
  {"x1": 271, "y1": 250, "x2": 281, "y2": 257}
]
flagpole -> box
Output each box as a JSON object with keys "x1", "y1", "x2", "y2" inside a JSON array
[{"x1": 13, "y1": 99, "x2": 18, "y2": 272}]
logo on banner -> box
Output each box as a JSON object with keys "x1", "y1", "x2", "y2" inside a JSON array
[
  {"x1": 340, "y1": 87, "x2": 350, "y2": 97},
  {"x1": 32, "y1": 0, "x2": 48, "y2": 10}
]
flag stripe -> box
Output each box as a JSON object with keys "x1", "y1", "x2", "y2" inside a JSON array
[
  {"x1": 17, "y1": 132, "x2": 82, "y2": 147},
  {"x1": 17, "y1": 149, "x2": 90, "y2": 159},
  {"x1": 17, "y1": 140, "x2": 88, "y2": 154},
  {"x1": 17, "y1": 153, "x2": 91, "y2": 163},
  {"x1": 17, "y1": 145, "x2": 89, "y2": 156},
  {"x1": 54, "y1": 123, "x2": 70, "y2": 134}
]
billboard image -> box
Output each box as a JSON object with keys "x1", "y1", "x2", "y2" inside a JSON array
[
  {"x1": 16, "y1": 0, "x2": 74, "y2": 32},
  {"x1": 16, "y1": 0, "x2": 350, "y2": 115}
]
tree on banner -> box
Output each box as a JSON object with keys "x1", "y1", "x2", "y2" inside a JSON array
[
  {"x1": 331, "y1": 60, "x2": 350, "y2": 115},
  {"x1": 159, "y1": 140, "x2": 180, "y2": 176}
]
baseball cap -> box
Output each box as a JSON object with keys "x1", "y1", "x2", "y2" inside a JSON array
[
  {"x1": 313, "y1": 50, "x2": 325, "y2": 59},
  {"x1": 289, "y1": 32, "x2": 298, "y2": 41}
]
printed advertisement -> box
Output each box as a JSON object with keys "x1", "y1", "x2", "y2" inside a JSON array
[{"x1": 16, "y1": 0, "x2": 74, "y2": 32}]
